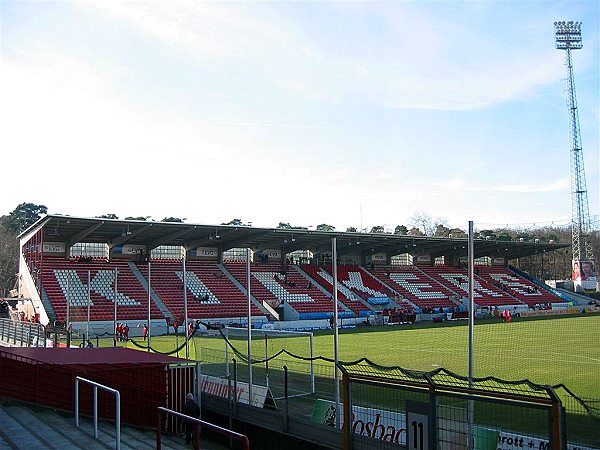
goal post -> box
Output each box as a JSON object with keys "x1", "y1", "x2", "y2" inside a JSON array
[{"x1": 192, "y1": 326, "x2": 316, "y2": 399}]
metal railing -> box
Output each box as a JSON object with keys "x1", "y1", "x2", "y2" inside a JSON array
[
  {"x1": 0, "y1": 318, "x2": 46, "y2": 347},
  {"x1": 157, "y1": 406, "x2": 250, "y2": 450},
  {"x1": 75, "y1": 376, "x2": 121, "y2": 450}
]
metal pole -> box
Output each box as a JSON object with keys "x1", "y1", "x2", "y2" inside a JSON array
[
  {"x1": 310, "y1": 332, "x2": 315, "y2": 394},
  {"x1": 156, "y1": 410, "x2": 162, "y2": 450},
  {"x1": 265, "y1": 334, "x2": 269, "y2": 390},
  {"x1": 147, "y1": 259, "x2": 151, "y2": 352},
  {"x1": 75, "y1": 378, "x2": 79, "y2": 427},
  {"x1": 332, "y1": 237, "x2": 340, "y2": 428},
  {"x1": 113, "y1": 268, "x2": 118, "y2": 347},
  {"x1": 225, "y1": 328, "x2": 230, "y2": 376},
  {"x1": 115, "y1": 391, "x2": 121, "y2": 450},
  {"x1": 196, "y1": 361, "x2": 202, "y2": 418},
  {"x1": 467, "y1": 220, "x2": 475, "y2": 450},
  {"x1": 246, "y1": 248, "x2": 253, "y2": 406},
  {"x1": 86, "y1": 270, "x2": 91, "y2": 343},
  {"x1": 66, "y1": 272, "x2": 71, "y2": 333},
  {"x1": 283, "y1": 365, "x2": 289, "y2": 432},
  {"x1": 93, "y1": 385, "x2": 98, "y2": 438},
  {"x1": 183, "y1": 256, "x2": 189, "y2": 359}
]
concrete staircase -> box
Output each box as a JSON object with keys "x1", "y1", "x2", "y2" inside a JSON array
[{"x1": 0, "y1": 398, "x2": 228, "y2": 449}]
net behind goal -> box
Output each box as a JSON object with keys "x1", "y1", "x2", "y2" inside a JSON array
[{"x1": 192, "y1": 326, "x2": 316, "y2": 400}]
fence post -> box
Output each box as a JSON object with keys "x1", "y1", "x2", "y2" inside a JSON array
[
  {"x1": 233, "y1": 359, "x2": 238, "y2": 413},
  {"x1": 195, "y1": 361, "x2": 202, "y2": 419},
  {"x1": 225, "y1": 328, "x2": 229, "y2": 377},
  {"x1": 283, "y1": 365, "x2": 289, "y2": 432},
  {"x1": 546, "y1": 387, "x2": 565, "y2": 450},
  {"x1": 228, "y1": 372, "x2": 233, "y2": 448},
  {"x1": 93, "y1": 385, "x2": 98, "y2": 438},
  {"x1": 75, "y1": 378, "x2": 79, "y2": 427},
  {"x1": 156, "y1": 409, "x2": 162, "y2": 449},
  {"x1": 194, "y1": 423, "x2": 200, "y2": 450},
  {"x1": 115, "y1": 390, "x2": 121, "y2": 450},
  {"x1": 425, "y1": 373, "x2": 438, "y2": 450},
  {"x1": 342, "y1": 372, "x2": 352, "y2": 450},
  {"x1": 265, "y1": 334, "x2": 269, "y2": 390}
]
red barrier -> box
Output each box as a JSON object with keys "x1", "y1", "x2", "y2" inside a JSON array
[{"x1": 0, "y1": 348, "x2": 181, "y2": 428}]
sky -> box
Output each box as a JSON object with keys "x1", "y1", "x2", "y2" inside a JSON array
[{"x1": 1, "y1": 0, "x2": 598, "y2": 233}]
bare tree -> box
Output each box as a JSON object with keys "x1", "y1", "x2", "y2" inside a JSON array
[{"x1": 408, "y1": 212, "x2": 434, "y2": 236}]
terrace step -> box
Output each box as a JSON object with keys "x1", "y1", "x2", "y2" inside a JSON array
[{"x1": 0, "y1": 398, "x2": 229, "y2": 450}]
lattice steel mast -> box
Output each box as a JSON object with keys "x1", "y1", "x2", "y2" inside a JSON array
[{"x1": 554, "y1": 21, "x2": 594, "y2": 275}]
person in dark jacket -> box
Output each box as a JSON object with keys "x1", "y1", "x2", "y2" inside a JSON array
[{"x1": 182, "y1": 393, "x2": 200, "y2": 445}]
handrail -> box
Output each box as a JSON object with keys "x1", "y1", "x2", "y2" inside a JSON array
[
  {"x1": 0, "y1": 318, "x2": 45, "y2": 347},
  {"x1": 157, "y1": 406, "x2": 250, "y2": 450},
  {"x1": 75, "y1": 376, "x2": 121, "y2": 450}
]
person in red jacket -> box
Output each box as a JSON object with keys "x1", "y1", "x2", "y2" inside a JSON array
[{"x1": 123, "y1": 323, "x2": 129, "y2": 340}]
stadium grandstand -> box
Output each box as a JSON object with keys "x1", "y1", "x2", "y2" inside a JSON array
[
  {"x1": 13, "y1": 214, "x2": 571, "y2": 332},
  {"x1": 4, "y1": 214, "x2": 599, "y2": 450}
]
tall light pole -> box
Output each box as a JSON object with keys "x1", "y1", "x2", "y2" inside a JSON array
[{"x1": 554, "y1": 21, "x2": 596, "y2": 291}]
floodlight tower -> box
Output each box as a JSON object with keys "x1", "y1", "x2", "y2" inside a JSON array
[{"x1": 554, "y1": 21, "x2": 596, "y2": 290}]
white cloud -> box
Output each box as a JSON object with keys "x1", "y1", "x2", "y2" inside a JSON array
[
  {"x1": 495, "y1": 178, "x2": 570, "y2": 193},
  {"x1": 433, "y1": 179, "x2": 481, "y2": 191},
  {"x1": 80, "y1": 1, "x2": 566, "y2": 111},
  {"x1": 81, "y1": 1, "x2": 289, "y2": 58}
]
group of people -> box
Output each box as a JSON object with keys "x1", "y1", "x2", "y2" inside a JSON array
[
  {"x1": 501, "y1": 308, "x2": 513, "y2": 323},
  {"x1": 115, "y1": 322, "x2": 129, "y2": 341},
  {"x1": 383, "y1": 306, "x2": 417, "y2": 323}
]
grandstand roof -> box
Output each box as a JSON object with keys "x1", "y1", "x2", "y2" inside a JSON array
[{"x1": 24, "y1": 214, "x2": 569, "y2": 260}]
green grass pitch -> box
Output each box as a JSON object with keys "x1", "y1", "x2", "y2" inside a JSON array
[{"x1": 103, "y1": 313, "x2": 600, "y2": 400}]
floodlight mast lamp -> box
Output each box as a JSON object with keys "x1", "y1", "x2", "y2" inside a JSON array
[{"x1": 554, "y1": 21, "x2": 594, "y2": 271}]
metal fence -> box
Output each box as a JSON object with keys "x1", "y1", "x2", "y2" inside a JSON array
[
  {"x1": 0, "y1": 318, "x2": 46, "y2": 347},
  {"x1": 195, "y1": 345, "x2": 599, "y2": 450}
]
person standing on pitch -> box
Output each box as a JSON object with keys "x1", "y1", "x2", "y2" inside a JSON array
[{"x1": 182, "y1": 393, "x2": 200, "y2": 446}]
